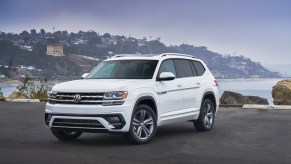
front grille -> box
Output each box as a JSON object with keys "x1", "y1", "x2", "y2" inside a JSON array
[
  {"x1": 49, "y1": 92, "x2": 104, "y2": 104},
  {"x1": 52, "y1": 118, "x2": 105, "y2": 129}
]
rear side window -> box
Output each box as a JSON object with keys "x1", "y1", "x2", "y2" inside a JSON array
[
  {"x1": 189, "y1": 60, "x2": 198, "y2": 76},
  {"x1": 174, "y1": 59, "x2": 194, "y2": 78},
  {"x1": 192, "y1": 61, "x2": 206, "y2": 76}
]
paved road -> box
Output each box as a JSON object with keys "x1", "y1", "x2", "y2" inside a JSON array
[{"x1": 0, "y1": 102, "x2": 291, "y2": 164}]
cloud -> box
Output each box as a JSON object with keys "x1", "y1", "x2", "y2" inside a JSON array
[{"x1": 1, "y1": 0, "x2": 291, "y2": 64}]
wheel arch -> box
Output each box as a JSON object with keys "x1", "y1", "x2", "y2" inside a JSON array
[
  {"x1": 202, "y1": 91, "x2": 217, "y2": 113},
  {"x1": 134, "y1": 96, "x2": 158, "y2": 117}
]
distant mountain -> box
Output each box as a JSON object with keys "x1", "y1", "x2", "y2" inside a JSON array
[
  {"x1": 264, "y1": 64, "x2": 291, "y2": 78},
  {"x1": 0, "y1": 30, "x2": 281, "y2": 79}
]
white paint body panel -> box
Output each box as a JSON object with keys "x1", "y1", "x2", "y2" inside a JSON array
[{"x1": 45, "y1": 54, "x2": 219, "y2": 132}]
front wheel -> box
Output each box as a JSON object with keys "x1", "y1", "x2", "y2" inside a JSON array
[
  {"x1": 51, "y1": 129, "x2": 82, "y2": 141},
  {"x1": 194, "y1": 99, "x2": 215, "y2": 131},
  {"x1": 125, "y1": 104, "x2": 157, "y2": 144}
]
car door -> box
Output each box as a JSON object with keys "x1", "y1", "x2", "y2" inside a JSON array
[
  {"x1": 156, "y1": 59, "x2": 184, "y2": 117},
  {"x1": 190, "y1": 60, "x2": 206, "y2": 108},
  {"x1": 173, "y1": 59, "x2": 201, "y2": 110}
]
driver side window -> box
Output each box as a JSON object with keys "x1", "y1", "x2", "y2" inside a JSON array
[{"x1": 158, "y1": 59, "x2": 176, "y2": 76}]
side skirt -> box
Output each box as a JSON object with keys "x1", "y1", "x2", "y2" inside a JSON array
[{"x1": 158, "y1": 108, "x2": 199, "y2": 126}]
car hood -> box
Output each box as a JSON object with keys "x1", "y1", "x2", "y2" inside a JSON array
[{"x1": 52, "y1": 79, "x2": 141, "y2": 92}]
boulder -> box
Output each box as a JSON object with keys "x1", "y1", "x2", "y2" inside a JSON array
[
  {"x1": 272, "y1": 79, "x2": 291, "y2": 105},
  {"x1": 0, "y1": 96, "x2": 5, "y2": 101},
  {"x1": 220, "y1": 91, "x2": 269, "y2": 105},
  {"x1": 7, "y1": 91, "x2": 27, "y2": 99}
]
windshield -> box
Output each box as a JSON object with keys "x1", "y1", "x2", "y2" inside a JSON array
[{"x1": 86, "y1": 60, "x2": 159, "y2": 79}]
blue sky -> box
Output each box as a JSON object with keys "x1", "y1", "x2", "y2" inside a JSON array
[{"x1": 1, "y1": 0, "x2": 291, "y2": 65}]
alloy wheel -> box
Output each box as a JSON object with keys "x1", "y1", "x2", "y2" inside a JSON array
[
  {"x1": 132, "y1": 109, "x2": 154, "y2": 140},
  {"x1": 203, "y1": 102, "x2": 214, "y2": 128}
]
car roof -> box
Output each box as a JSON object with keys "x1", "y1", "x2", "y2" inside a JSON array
[{"x1": 106, "y1": 53, "x2": 198, "y2": 61}]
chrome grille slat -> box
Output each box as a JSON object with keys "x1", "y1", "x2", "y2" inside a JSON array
[
  {"x1": 81, "y1": 95, "x2": 104, "y2": 98},
  {"x1": 79, "y1": 100, "x2": 102, "y2": 103},
  {"x1": 49, "y1": 98, "x2": 75, "y2": 102},
  {"x1": 52, "y1": 118, "x2": 105, "y2": 129},
  {"x1": 56, "y1": 95, "x2": 74, "y2": 98},
  {"x1": 49, "y1": 92, "x2": 104, "y2": 104},
  {"x1": 53, "y1": 122, "x2": 103, "y2": 126}
]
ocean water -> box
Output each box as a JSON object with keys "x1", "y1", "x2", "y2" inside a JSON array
[
  {"x1": 218, "y1": 78, "x2": 285, "y2": 104},
  {"x1": 0, "y1": 83, "x2": 18, "y2": 97},
  {"x1": 0, "y1": 78, "x2": 285, "y2": 104}
]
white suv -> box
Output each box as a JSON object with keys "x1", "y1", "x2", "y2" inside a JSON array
[{"x1": 45, "y1": 53, "x2": 219, "y2": 144}]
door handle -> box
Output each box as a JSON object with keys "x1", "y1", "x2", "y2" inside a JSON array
[
  {"x1": 177, "y1": 84, "x2": 182, "y2": 87},
  {"x1": 196, "y1": 82, "x2": 201, "y2": 87}
]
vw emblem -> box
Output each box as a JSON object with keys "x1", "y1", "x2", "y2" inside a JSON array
[{"x1": 73, "y1": 94, "x2": 81, "y2": 103}]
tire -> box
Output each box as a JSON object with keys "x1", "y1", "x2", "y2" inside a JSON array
[
  {"x1": 194, "y1": 99, "x2": 215, "y2": 131},
  {"x1": 125, "y1": 104, "x2": 157, "y2": 144},
  {"x1": 51, "y1": 129, "x2": 82, "y2": 141}
]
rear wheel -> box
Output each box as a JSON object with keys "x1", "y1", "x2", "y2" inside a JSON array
[
  {"x1": 125, "y1": 104, "x2": 157, "y2": 144},
  {"x1": 51, "y1": 129, "x2": 82, "y2": 141},
  {"x1": 194, "y1": 99, "x2": 215, "y2": 131}
]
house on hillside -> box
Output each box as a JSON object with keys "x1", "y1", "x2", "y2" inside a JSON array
[
  {"x1": 22, "y1": 45, "x2": 33, "y2": 51},
  {"x1": 137, "y1": 39, "x2": 145, "y2": 46},
  {"x1": 46, "y1": 43, "x2": 64, "y2": 56}
]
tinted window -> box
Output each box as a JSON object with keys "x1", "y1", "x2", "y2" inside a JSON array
[
  {"x1": 192, "y1": 61, "x2": 206, "y2": 76},
  {"x1": 189, "y1": 60, "x2": 198, "y2": 76},
  {"x1": 158, "y1": 59, "x2": 176, "y2": 76},
  {"x1": 86, "y1": 60, "x2": 158, "y2": 79},
  {"x1": 174, "y1": 59, "x2": 194, "y2": 78}
]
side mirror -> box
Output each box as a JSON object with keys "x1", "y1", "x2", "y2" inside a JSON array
[
  {"x1": 81, "y1": 73, "x2": 89, "y2": 79},
  {"x1": 158, "y1": 72, "x2": 175, "y2": 81}
]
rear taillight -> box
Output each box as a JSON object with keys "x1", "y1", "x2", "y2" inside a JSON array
[{"x1": 214, "y1": 79, "x2": 219, "y2": 86}]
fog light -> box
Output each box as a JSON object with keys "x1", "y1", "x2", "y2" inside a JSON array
[
  {"x1": 104, "y1": 115, "x2": 125, "y2": 129},
  {"x1": 106, "y1": 116, "x2": 120, "y2": 123},
  {"x1": 45, "y1": 113, "x2": 52, "y2": 126}
]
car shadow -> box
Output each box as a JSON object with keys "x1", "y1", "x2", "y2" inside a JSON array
[{"x1": 52, "y1": 123, "x2": 199, "y2": 146}]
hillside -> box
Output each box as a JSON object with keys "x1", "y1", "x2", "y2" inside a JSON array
[{"x1": 0, "y1": 30, "x2": 280, "y2": 79}]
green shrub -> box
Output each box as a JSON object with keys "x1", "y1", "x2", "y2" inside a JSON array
[
  {"x1": 0, "y1": 88, "x2": 4, "y2": 98},
  {"x1": 16, "y1": 75, "x2": 51, "y2": 100}
]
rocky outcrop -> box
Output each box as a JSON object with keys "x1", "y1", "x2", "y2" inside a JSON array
[
  {"x1": 272, "y1": 79, "x2": 291, "y2": 105},
  {"x1": 220, "y1": 91, "x2": 269, "y2": 105},
  {"x1": 0, "y1": 95, "x2": 5, "y2": 101}
]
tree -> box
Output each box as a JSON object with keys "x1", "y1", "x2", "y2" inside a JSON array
[
  {"x1": 103, "y1": 33, "x2": 111, "y2": 38},
  {"x1": 78, "y1": 30, "x2": 84, "y2": 34},
  {"x1": 40, "y1": 29, "x2": 45, "y2": 35},
  {"x1": 54, "y1": 31, "x2": 61, "y2": 35},
  {"x1": 88, "y1": 36, "x2": 102, "y2": 45},
  {"x1": 70, "y1": 32, "x2": 76, "y2": 39},
  {"x1": 30, "y1": 29, "x2": 37, "y2": 35},
  {"x1": 8, "y1": 58, "x2": 13, "y2": 69},
  {"x1": 61, "y1": 30, "x2": 68, "y2": 35},
  {"x1": 20, "y1": 30, "x2": 29, "y2": 36}
]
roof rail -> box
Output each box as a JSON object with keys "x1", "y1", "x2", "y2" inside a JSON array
[
  {"x1": 111, "y1": 54, "x2": 158, "y2": 58},
  {"x1": 160, "y1": 53, "x2": 195, "y2": 58},
  {"x1": 111, "y1": 53, "x2": 196, "y2": 58},
  {"x1": 111, "y1": 54, "x2": 140, "y2": 58},
  {"x1": 111, "y1": 55, "x2": 123, "y2": 58}
]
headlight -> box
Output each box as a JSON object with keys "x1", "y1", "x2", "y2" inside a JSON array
[
  {"x1": 48, "y1": 91, "x2": 58, "y2": 104},
  {"x1": 103, "y1": 91, "x2": 128, "y2": 100},
  {"x1": 48, "y1": 91, "x2": 58, "y2": 98},
  {"x1": 102, "y1": 91, "x2": 128, "y2": 106}
]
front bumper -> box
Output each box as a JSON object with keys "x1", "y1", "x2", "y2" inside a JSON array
[{"x1": 45, "y1": 100, "x2": 134, "y2": 132}]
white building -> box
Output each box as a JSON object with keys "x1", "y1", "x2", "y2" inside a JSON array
[{"x1": 46, "y1": 43, "x2": 64, "y2": 56}]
